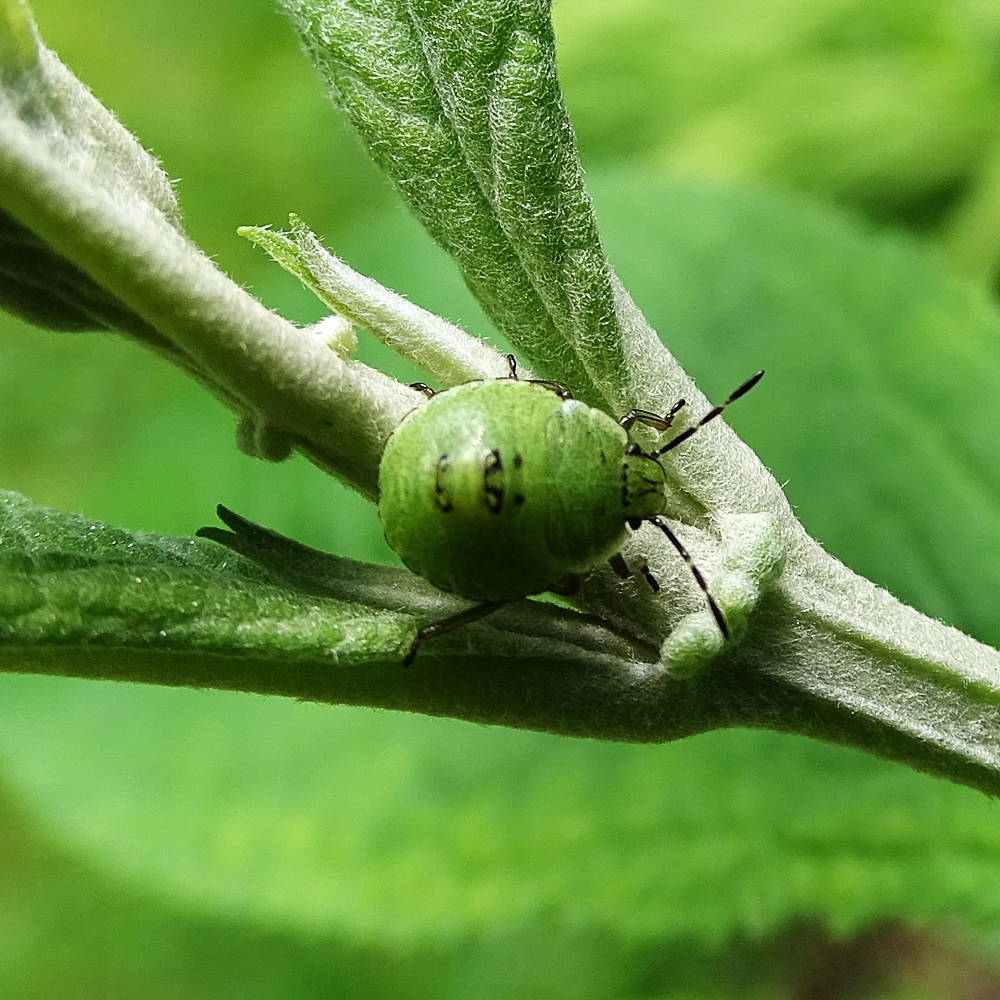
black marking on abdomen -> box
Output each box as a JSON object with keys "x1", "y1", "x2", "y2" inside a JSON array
[
  {"x1": 434, "y1": 454, "x2": 453, "y2": 512},
  {"x1": 483, "y1": 448, "x2": 504, "y2": 514},
  {"x1": 512, "y1": 454, "x2": 524, "y2": 505}
]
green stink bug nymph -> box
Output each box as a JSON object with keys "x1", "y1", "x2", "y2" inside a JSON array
[{"x1": 378, "y1": 357, "x2": 763, "y2": 666}]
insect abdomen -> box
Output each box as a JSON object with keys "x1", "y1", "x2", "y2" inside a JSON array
[{"x1": 379, "y1": 381, "x2": 571, "y2": 600}]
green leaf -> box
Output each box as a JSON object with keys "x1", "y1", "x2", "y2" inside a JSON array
[
  {"x1": 277, "y1": 0, "x2": 624, "y2": 409},
  {"x1": 0, "y1": 763, "x2": 931, "y2": 1000},
  {"x1": 239, "y1": 215, "x2": 510, "y2": 387},
  {"x1": 3, "y1": 678, "x2": 1000, "y2": 948},
  {"x1": 0, "y1": 490, "x2": 413, "y2": 670},
  {"x1": 552, "y1": 0, "x2": 1000, "y2": 258},
  {"x1": 0, "y1": 489, "x2": 644, "y2": 690}
]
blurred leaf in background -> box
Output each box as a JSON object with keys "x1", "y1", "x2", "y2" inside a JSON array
[
  {"x1": 554, "y1": 0, "x2": 1000, "y2": 280},
  {"x1": 5, "y1": 0, "x2": 1000, "y2": 997}
]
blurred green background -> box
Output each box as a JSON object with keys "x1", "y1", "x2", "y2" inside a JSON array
[{"x1": 4, "y1": 0, "x2": 1000, "y2": 996}]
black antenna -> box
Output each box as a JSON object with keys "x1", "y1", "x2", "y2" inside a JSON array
[
  {"x1": 648, "y1": 516, "x2": 731, "y2": 640},
  {"x1": 653, "y1": 370, "x2": 764, "y2": 457}
]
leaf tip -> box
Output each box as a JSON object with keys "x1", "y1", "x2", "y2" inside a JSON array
[{"x1": 0, "y1": 0, "x2": 40, "y2": 77}]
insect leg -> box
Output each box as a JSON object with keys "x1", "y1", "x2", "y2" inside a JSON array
[
  {"x1": 504, "y1": 354, "x2": 573, "y2": 398},
  {"x1": 403, "y1": 601, "x2": 505, "y2": 667},
  {"x1": 647, "y1": 516, "x2": 730, "y2": 640},
  {"x1": 608, "y1": 552, "x2": 630, "y2": 579},
  {"x1": 619, "y1": 398, "x2": 685, "y2": 432},
  {"x1": 653, "y1": 370, "x2": 764, "y2": 457},
  {"x1": 609, "y1": 551, "x2": 660, "y2": 592},
  {"x1": 637, "y1": 561, "x2": 660, "y2": 591}
]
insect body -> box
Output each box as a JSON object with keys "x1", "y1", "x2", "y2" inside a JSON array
[{"x1": 379, "y1": 361, "x2": 762, "y2": 665}]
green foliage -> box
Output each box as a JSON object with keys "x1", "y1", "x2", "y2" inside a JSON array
[
  {"x1": 554, "y1": 0, "x2": 1000, "y2": 249},
  {"x1": 1, "y1": 763, "x2": 938, "y2": 1000},
  {"x1": 5, "y1": 0, "x2": 1000, "y2": 996},
  {"x1": 278, "y1": 0, "x2": 624, "y2": 408},
  {"x1": 6, "y1": 173, "x2": 1000, "y2": 994},
  {"x1": 239, "y1": 214, "x2": 508, "y2": 387},
  {"x1": 0, "y1": 490, "x2": 421, "y2": 669},
  {"x1": 4, "y1": 672, "x2": 1000, "y2": 952},
  {"x1": 591, "y1": 173, "x2": 1000, "y2": 648}
]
